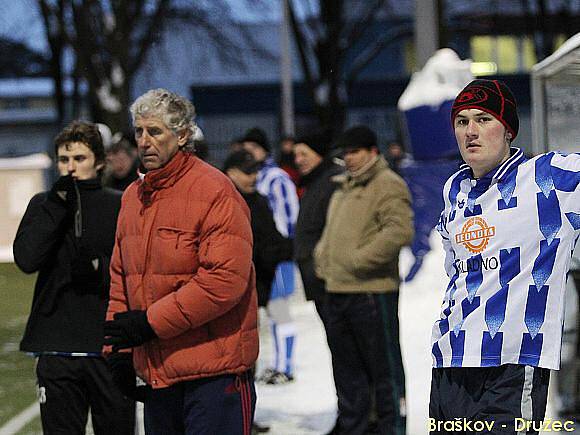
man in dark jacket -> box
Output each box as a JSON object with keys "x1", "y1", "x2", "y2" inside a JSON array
[
  {"x1": 223, "y1": 150, "x2": 294, "y2": 308},
  {"x1": 13, "y1": 121, "x2": 135, "y2": 434},
  {"x1": 102, "y1": 135, "x2": 139, "y2": 191},
  {"x1": 293, "y1": 130, "x2": 342, "y2": 326}
]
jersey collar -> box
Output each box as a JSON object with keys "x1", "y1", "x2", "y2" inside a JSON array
[{"x1": 459, "y1": 147, "x2": 526, "y2": 184}]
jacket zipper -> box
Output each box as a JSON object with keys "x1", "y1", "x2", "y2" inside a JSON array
[{"x1": 140, "y1": 200, "x2": 164, "y2": 385}]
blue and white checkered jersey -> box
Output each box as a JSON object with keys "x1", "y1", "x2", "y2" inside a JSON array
[
  {"x1": 432, "y1": 148, "x2": 580, "y2": 370},
  {"x1": 256, "y1": 157, "x2": 299, "y2": 238}
]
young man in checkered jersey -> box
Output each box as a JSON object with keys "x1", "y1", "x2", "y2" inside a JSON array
[{"x1": 429, "y1": 79, "x2": 580, "y2": 434}]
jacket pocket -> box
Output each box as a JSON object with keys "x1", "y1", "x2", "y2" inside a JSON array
[
  {"x1": 161, "y1": 326, "x2": 223, "y2": 380},
  {"x1": 152, "y1": 226, "x2": 200, "y2": 275}
]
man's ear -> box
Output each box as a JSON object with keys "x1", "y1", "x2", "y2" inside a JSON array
[
  {"x1": 177, "y1": 130, "x2": 190, "y2": 147},
  {"x1": 96, "y1": 162, "x2": 105, "y2": 172}
]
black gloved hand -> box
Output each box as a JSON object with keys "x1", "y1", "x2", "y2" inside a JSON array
[
  {"x1": 107, "y1": 352, "x2": 151, "y2": 402},
  {"x1": 48, "y1": 175, "x2": 77, "y2": 207},
  {"x1": 104, "y1": 310, "x2": 157, "y2": 352}
]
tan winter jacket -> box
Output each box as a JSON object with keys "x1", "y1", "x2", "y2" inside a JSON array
[{"x1": 314, "y1": 155, "x2": 414, "y2": 293}]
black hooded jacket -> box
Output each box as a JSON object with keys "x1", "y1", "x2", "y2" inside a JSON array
[
  {"x1": 14, "y1": 179, "x2": 122, "y2": 353},
  {"x1": 242, "y1": 191, "x2": 293, "y2": 307},
  {"x1": 294, "y1": 158, "x2": 343, "y2": 300}
]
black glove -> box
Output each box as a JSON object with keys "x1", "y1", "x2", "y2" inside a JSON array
[
  {"x1": 107, "y1": 353, "x2": 151, "y2": 402},
  {"x1": 104, "y1": 310, "x2": 157, "y2": 352},
  {"x1": 48, "y1": 175, "x2": 77, "y2": 207}
]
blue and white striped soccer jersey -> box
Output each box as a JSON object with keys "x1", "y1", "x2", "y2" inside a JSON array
[
  {"x1": 256, "y1": 157, "x2": 299, "y2": 239},
  {"x1": 431, "y1": 148, "x2": 580, "y2": 369}
]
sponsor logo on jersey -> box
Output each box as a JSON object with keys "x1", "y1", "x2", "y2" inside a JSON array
[
  {"x1": 455, "y1": 217, "x2": 496, "y2": 254},
  {"x1": 455, "y1": 256, "x2": 499, "y2": 274}
]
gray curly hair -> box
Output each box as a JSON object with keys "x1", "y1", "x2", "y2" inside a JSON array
[{"x1": 129, "y1": 88, "x2": 198, "y2": 152}]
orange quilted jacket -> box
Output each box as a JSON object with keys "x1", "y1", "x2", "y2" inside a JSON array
[{"x1": 106, "y1": 151, "x2": 258, "y2": 388}]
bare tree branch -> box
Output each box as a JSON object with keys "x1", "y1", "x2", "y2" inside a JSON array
[
  {"x1": 302, "y1": 2, "x2": 323, "y2": 45},
  {"x1": 128, "y1": 0, "x2": 169, "y2": 75},
  {"x1": 287, "y1": 0, "x2": 407, "y2": 135},
  {"x1": 288, "y1": 0, "x2": 316, "y2": 96},
  {"x1": 166, "y1": 3, "x2": 276, "y2": 71},
  {"x1": 344, "y1": 0, "x2": 387, "y2": 47},
  {"x1": 37, "y1": 0, "x2": 66, "y2": 121}
]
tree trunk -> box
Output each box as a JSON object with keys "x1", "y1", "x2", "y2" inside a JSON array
[{"x1": 315, "y1": 101, "x2": 346, "y2": 140}]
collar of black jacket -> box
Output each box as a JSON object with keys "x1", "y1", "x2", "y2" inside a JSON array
[
  {"x1": 76, "y1": 178, "x2": 102, "y2": 191},
  {"x1": 298, "y1": 158, "x2": 338, "y2": 188}
]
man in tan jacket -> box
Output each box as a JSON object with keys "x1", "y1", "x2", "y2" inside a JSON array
[{"x1": 315, "y1": 125, "x2": 414, "y2": 435}]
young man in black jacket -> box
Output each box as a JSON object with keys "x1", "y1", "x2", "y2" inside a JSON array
[{"x1": 13, "y1": 121, "x2": 135, "y2": 434}]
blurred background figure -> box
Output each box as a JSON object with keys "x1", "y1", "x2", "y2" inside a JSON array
[
  {"x1": 96, "y1": 123, "x2": 114, "y2": 150},
  {"x1": 243, "y1": 127, "x2": 300, "y2": 385},
  {"x1": 293, "y1": 128, "x2": 343, "y2": 431},
  {"x1": 192, "y1": 126, "x2": 209, "y2": 161},
  {"x1": 193, "y1": 139, "x2": 209, "y2": 161},
  {"x1": 102, "y1": 135, "x2": 139, "y2": 191},
  {"x1": 277, "y1": 135, "x2": 300, "y2": 188},
  {"x1": 315, "y1": 125, "x2": 413, "y2": 435},
  {"x1": 294, "y1": 129, "x2": 342, "y2": 326},
  {"x1": 384, "y1": 140, "x2": 406, "y2": 175},
  {"x1": 229, "y1": 137, "x2": 245, "y2": 154}
]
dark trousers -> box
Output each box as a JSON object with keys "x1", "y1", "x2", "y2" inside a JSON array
[
  {"x1": 313, "y1": 296, "x2": 329, "y2": 330},
  {"x1": 144, "y1": 371, "x2": 256, "y2": 435},
  {"x1": 376, "y1": 292, "x2": 406, "y2": 435},
  {"x1": 36, "y1": 355, "x2": 135, "y2": 435},
  {"x1": 325, "y1": 293, "x2": 395, "y2": 435},
  {"x1": 429, "y1": 364, "x2": 550, "y2": 434}
]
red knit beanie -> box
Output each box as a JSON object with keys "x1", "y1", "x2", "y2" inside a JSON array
[{"x1": 451, "y1": 79, "x2": 519, "y2": 139}]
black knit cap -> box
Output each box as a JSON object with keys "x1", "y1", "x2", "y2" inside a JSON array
[
  {"x1": 223, "y1": 150, "x2": 261, "y2": 174},
  {"x1": 335, "y1": 125, "x2": 377, "y2": 150},
  {"x1": 296, "y1": 128, "x2": 332, "y2": 157},
  {"x1": 241, "y1": 127, "x2": 270, "y2": 152},
  {"x1": 451, "y1": 79, "x2": 519, "y2": 139}
]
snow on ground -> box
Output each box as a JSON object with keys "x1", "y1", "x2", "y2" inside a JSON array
[
  {"x1": 254, "y1": 302, "x2": 337, "y2": 434},
  {"x1": 254, "y1": 232, "x2": 447, "y2": 434}
]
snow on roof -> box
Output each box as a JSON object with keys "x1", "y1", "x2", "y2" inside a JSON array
[
  {"x1": 0, "y1": 77, "x2": 86, "y2": 98},
  {"x1": 0, "y1": 78, "x2": 54, "y2": 98},
  {"x1": 0, "y1": 108, "x2": 57, "y2": 124},
  {"x1": 0, "y1": 153, "x2": 52, "y2": 169}
]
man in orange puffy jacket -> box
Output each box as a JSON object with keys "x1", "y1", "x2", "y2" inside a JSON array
[{"x1": 104, "y1": 88, "x2": 259, "y2": 435}]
